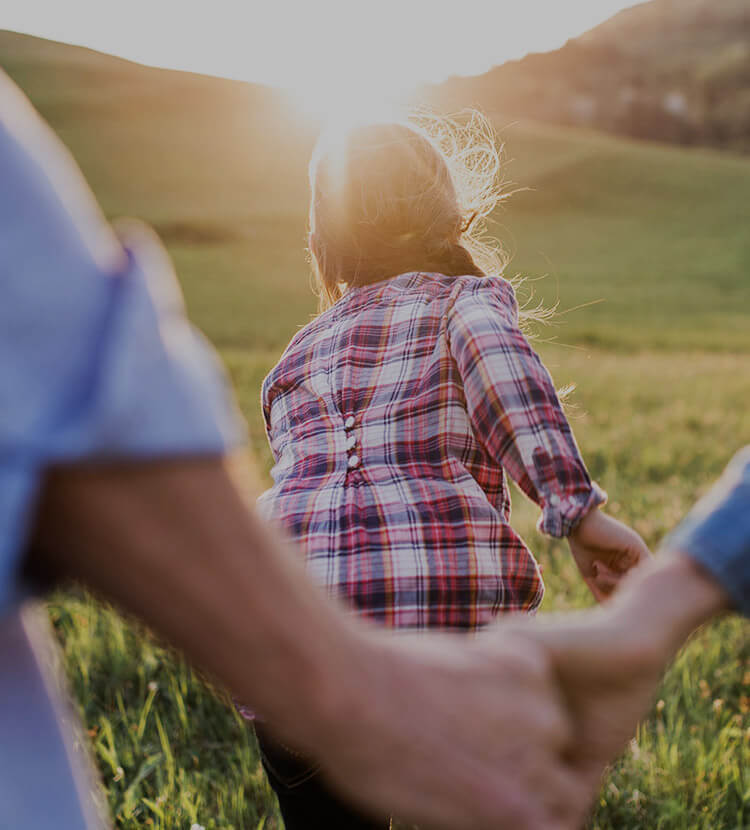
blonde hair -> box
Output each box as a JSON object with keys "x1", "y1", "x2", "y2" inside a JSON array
[{"x1": 308, "y1": 109, "x2": 512, "y2": 311}]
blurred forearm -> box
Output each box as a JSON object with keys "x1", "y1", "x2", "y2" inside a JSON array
[
  {"x1": 27, "y1": 457, "x2": 367, "y2": 752},
  {"x1": 613, "y1": 550, "x2": 731, "y2": 658}
]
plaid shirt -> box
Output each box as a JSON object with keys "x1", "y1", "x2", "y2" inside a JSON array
[{"x1": 259, "y1": 272, "x2": 605, "y2": 630}]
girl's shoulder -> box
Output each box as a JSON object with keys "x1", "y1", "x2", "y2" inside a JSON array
[{"x1": 447, "y1": 275, "x2": 520, "y2": 324}]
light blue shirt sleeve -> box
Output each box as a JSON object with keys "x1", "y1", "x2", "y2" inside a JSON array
[
  {"x1": 0, "y1": 72, "x2": 245, "y2": 617},
  {"x1": 663, "y1": 447, "x2": 750, "y2": 617}
]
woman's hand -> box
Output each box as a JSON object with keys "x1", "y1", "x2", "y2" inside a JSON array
[{"x1": 567, "y1": 508, "x2": 652, "y2": 602}]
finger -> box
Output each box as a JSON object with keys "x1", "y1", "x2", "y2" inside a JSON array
[
  {"x1": 592, "y1": 559, "x2": 622, "y2": 592},
  {"x1": 620, "y1": 536, "x2": 653, "y2": 569},
  {"x1": 594, "y1": 559, "x2": 621, "y2": 580},
  {"x1": 586, "y1": 580, "x2": 609, "y2": 603},
  {"x1": 585, "y1": 575, "x2": 615, "y2": 604}
]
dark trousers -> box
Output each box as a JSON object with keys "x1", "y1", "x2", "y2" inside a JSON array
[{"x1": 255, "y1": 724, "x2": 391, "y2": 829}]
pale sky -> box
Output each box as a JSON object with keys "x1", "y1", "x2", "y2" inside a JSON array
[{"x1": 3, "y1": 1, "x2": 642, "y2": 116}]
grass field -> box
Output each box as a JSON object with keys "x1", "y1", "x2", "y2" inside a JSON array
[{"x1": 3, "y1": 31, "x2": 750, "y2": 829}]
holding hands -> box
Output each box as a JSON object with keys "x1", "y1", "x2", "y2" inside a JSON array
[{"x1": 493, "y1": 550, "x2": 730, "y2": 827}]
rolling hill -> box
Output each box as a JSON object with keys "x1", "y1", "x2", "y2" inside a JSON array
[
  {"x1": 430, "y1": 0, "x2": 750, "y2": 151},
  {"x1": 1, "y1": 27, "x2": 749, "y2": 354}
]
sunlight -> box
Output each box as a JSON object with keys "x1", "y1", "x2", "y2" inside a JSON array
[
  {"x1": 4, "y1": 0, "x2": 644, "y2": 102},
  {"x1": 282, "y1": 67, "x2": 413, "y2": 127}
]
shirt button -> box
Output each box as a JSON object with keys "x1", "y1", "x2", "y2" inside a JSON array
[
  {"x1": 347, "y1": 454, "x2": 360, "y2": 469},
  {"x1": 344, "y1": 415, "x2": 355, "y2": 430},
  {"x1": 346, "y1": 434, "x2": 357, "y2": 450}
]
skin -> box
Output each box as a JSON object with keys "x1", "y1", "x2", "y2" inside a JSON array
[
  {"x1": 29, "y1": 457, "x2": 589, "y2": 830},
  {"x1": 567, "y1": 506, "x2": 653, "y2": 601},
  {"x1": 28, "y1": 458, "x2": 732, "y2": 828},
  {"x1": 500, "y1": 551, "x2": 731, "y2": 818}
]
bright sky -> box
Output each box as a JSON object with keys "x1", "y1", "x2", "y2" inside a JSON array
[{"x1": 4, "y1": 1, "x2": 641, "y2": 117}]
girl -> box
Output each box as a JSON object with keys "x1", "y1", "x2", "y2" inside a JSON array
[{"x1": 246, "y1": 113, "x2": 650, "y2": 829}]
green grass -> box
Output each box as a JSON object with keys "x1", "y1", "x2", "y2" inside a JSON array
[{"x1": 3, "y1": 30, "x2": 749, "y2": 829}]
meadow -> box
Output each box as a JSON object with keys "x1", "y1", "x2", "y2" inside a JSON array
[{"x1": 3, "y1": 32, "x2": 750, "y2": 829}]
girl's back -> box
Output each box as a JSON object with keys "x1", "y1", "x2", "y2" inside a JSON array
[
  {"x1": 260, "y1": 270, "x2": 600, "y2": 630},
  {"x1": 247, "y1": 112, "x2": 647, "y2": 830}
]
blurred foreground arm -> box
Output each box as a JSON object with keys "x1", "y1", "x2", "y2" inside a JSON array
[
  {"x1": 498, "y1": 448, "x2": 747, "y2": 813},
  {"x1": 29, "y1": 458, "x2": 587, "y2": 830},
  {"x1": 500, "y1": 551, "x2": 730, "y2": 801},
  {"x1": 662, "y1": 446, "x2": 750, "y2": 616}
]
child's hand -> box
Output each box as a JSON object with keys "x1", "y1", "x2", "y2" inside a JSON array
[
  {"x1": 567, "y1": 508, "x2": 652, "y2": 603},
  {"x1": 587, "y1": 559, "x2": 629, "y2": 602}
]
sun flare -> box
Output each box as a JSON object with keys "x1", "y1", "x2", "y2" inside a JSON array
[{"x1": 282, "y1": 68, "x2": 415, "y2": 127}]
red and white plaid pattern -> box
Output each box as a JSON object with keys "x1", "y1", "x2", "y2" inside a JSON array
[{"x1": 259, "y1": 272, "x2": 605, "y2": 630}]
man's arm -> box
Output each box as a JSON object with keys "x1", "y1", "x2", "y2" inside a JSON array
[
  {"x1": 661, "y1": 446, "x2": 750, "y2": 616},
  {"x1": 490, "y1": 548, "x2": 730, "y2": 829},
  {"x1": 496, "y1": 449, "x2": 745, "y2": 815},
  {"x1": 612, "y1": 550, "x2": 730, "y2": 649},
  {"x1": 30, "y1": 458, "x2": 359, "y2": 742},
  {"x1": 29, "y1": 457, "x2": 587, "y2": 830}
]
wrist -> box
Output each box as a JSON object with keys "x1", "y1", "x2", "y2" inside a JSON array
[
  {"x1": 567, "y1": 503, "x2": 600, "y2": 539},
  {"x1": 614, "y1": 552, "x2": 729, "y2": 659}
]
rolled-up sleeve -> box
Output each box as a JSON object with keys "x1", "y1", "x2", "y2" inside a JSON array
[
  {"x1": 447, "y1": 278, "x2": 606, "y2": 537},
  {"x1": 0, "y1": 72, "x2": 245, "y2": 616},
  {"x1": 663, "y1": 447, "x2": 750, "y2": 617}
]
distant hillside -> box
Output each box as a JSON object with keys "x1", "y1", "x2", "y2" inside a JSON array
[
  {"x1": 1, "y1": 27, "x2": 749, "y2": 357},
  {"x1": 0, "y1": 30, "x2": 316, "y2": 225},
  {"x1": 0, "y1": 29, "x2": 280, "y2": 114},
  {"x1": 429, "y1": 0, "x2": 750, "y2": 151}
]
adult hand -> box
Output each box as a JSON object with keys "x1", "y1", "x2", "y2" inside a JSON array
[
  {"x1": 309, "y1": 630, "x2": 590, "y2": 830},
  {"x1": 568, "y1": 508, "x2": 652, "y2": 601}
]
